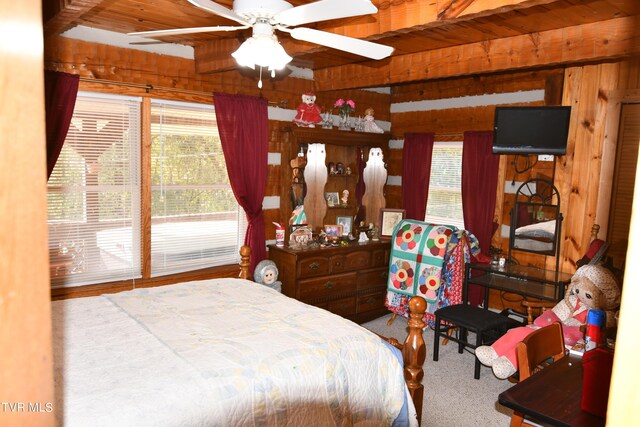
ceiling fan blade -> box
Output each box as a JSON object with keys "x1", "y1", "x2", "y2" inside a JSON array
[
  {"x1": 128, "y1": 25, "x2": 248, "y2": 38},
  {"x1": 287, "y1": 27, "x2": 394, "y2": 60},
  {"x1": 187, "y1": 0, "x2": 249, "y2": 25},
  {"x1": 276, "y1": 0, "x2": 377, "y2": 27}
]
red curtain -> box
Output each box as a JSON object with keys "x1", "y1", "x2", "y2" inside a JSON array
[
  {"x1": 462, "y1": 130, "x2": 499, "y2": 306},
  {"x1": 44, "y1": 70, "x2": 79, "y2": 179},
  {"x1": 402, "y1": 133, "x2": 434, "y2": 220},
  {"x1": 214, "y1": 93, "x2": 269, "y2": 274}
]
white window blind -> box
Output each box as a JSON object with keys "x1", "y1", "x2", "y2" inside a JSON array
[
  {"x1": 150, "y1": 100, "x2": 247, "y2": 276},
  {"x1": 48, "y1": 93, "x2": 142, "y2": 288},
  {"x1": 425, "y1": 141, "x2": 465, "y2": 229}
]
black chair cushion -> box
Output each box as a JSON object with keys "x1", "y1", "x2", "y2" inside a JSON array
[{"x1": 436, "y1": 304, "x2": 512, "y2": 331}]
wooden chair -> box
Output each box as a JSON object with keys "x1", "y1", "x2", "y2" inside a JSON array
[{"x1": 510, "y1": 322, "x2": 567, "y2": 427}]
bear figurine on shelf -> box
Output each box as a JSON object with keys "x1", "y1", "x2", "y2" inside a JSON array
[{"x1": 293, "y1": 92, "x2": 322, "y2": 128}]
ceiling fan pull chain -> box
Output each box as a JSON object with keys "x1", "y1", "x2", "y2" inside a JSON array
[{"x1": 258, "y1": 66, "x2": 263, "y2": 89}]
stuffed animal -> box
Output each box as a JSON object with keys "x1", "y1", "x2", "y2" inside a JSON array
[
  {"x1": 293, "y1": 92, "x2": 322, "y2": 127},
  {"x1": 253, "y1": 260, "x2": 282, "y2": 293},
  {"x1": 475, "y1": 264, "x2": 621, "y2": 379}
]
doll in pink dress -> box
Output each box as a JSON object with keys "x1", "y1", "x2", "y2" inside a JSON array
[{"x1": 475, "y1": 265, "x2": 620, "y2": 379}]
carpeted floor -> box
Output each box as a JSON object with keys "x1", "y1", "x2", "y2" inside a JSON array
[{"x1": 362, "y1": 314, "x2": 514, "y2": 427}]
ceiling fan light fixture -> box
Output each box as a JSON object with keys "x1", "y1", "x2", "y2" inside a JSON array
[{"x1": 231, "y1": 33, "x2": 292, "y2": 71}]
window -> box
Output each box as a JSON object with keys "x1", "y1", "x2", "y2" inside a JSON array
[
  {"x1": 425, "y1": 141, "x2": 465, "y2": 229},
  {"x1": 48, "y1": 92, "x2": 142, "y2": 288},
  {"x1": 47, "y1": 93, "x2": 246, "y2": 287},
  {"x1": 150, "y1": 100, "x2": 246, "y2": 276}
]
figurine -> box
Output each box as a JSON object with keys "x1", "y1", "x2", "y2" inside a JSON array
[
  {"x1": 371, "y1": 225, "x2": 380, "y2": 241},
  {"x1": 253, "y1": 260, "x2": 282, "y2": 293},
  {"x1": 341, "y1": 190, "x2": 349, "y2": 205},
  {"x1": 358, "y1": 231, "x2": 369, "y2": 243},
  {"x1": 363, "y1": 107, "x2": 384, "y2": 133},
  {"x1": 293, "y1": 92, "x2": 322, "y2": 128}
]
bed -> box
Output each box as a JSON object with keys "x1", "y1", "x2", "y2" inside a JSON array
[
  {"x1": 513, "y1": 219, "x2": 556, "y2": 252},
  {"x1": 52, "y1": 246, "x2": 427, "y2": 426}
]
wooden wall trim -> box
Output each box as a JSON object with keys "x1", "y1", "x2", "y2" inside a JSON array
[
  {"x1": 43, "y1": 0, "x2": 103, "y2": 37},
  {"x1": 140, "y1": 97, "x2": 152, "y2": 278},
  {"x1": 51, "y1": 264, "x2": 243, "y2": 300},
  {"x1": 597, "y1": 89, "x2": 640, "y2": 238},
  {"x1": 1, "y1": 0, "x2": 55, "y2": 424},
  {"x1": 314, "y1": 16, "x2": 640, "y2": 91}
]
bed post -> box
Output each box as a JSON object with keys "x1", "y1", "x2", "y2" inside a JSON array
[
  {"x1": 239, "y1": 245, "x2": 251, "y2": 280},
  {"x1": 403, "y1": 296, "x2": 427, "y2": 426}
]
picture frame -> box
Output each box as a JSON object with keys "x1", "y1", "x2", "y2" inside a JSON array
[
  {"x1": 324, "y1": 224, "x2": 343, "y2": 238},
  {"x1": 336, "y1": 216, "x2": 353, "y2": 236},
  {"x1": 289, "y1": 225, "x2": 313, "y2": 249},
  {"x1": 379, "y1": 208, "x2": 406, "y2": 238},
  {"x1": 325, "y1": 192, "x2": 340, "y2": 207}
]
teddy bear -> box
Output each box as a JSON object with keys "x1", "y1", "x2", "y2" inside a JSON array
[
  {"x1": 253, "y1": 259, "x2": 282, "y2": 293},
  {"x1": 293, "y1": 92, "x2": 322, "y2": 128},
  {"x1": 475, "y1": 264, "x2": 621, "y2": 379}
]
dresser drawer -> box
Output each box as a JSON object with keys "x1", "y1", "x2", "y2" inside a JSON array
[
  {"x1": 372, "y1": 248, "x2": 390, "y2": 267},
  {"x1": 344, "y1": 250, "x2": 372, "y2": 270},
  {"x1": 298, "y1": 256, "x2": 331, "y2": 278},
  {"x1": 357, "y1": 267, "x2": 389, "y2": 290},
  {"x1": 357, "y1": 289, "x2": 387, "y2": 313},
  {"x1": 298, "y1": 273, "x2": 357, "y2": 301},
  {"x1": 328, "y1": 296, "x2": 356, "y2": 317}
]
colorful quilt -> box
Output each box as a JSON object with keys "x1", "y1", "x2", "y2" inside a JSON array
[{"x1": 385, "y1": 220, "x2": 481, "y2": 327}]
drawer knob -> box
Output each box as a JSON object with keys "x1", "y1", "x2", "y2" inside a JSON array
[
  {"x1": 366, "y1": 297, "x2": 377, "y2": 305},
  {"x1": 309, "y1": 262, "x2": 320, "y2": 270},
  {"x1": 380, "y1": 271, "x2": 388, "y2": 279},
  {"x1": 335, "y1": 261, "x2": 342, "y2": 266},
  {"x1": 324, "y1": 281, "x2": 335, "y2": 289}
]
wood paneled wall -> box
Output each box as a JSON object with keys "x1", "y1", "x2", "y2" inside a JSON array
[
  {"x1": 387, "y1": 69, "x2": 563, "y2": 259},
  {"x1": 386, "y1": 57, "x2": 640, "y2": 312},
  {"x1": 44, "y1": 36, "x2": 391, "y2": 295}
]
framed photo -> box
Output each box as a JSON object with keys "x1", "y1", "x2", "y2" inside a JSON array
[
  {"x1": 336, "y1": 216, "x2": 353, "y2": 236},
  {"x1": 379, "y1": 208, "x2": 406, "y2": 238},
  {"x1": 325, "y1": 192, "x2": 340, "y2": 207},
  {"x1": 324, "y1": 224, "x2": 343, "y2": 238}
]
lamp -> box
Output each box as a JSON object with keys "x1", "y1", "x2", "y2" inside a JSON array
[{"x1": 232, "y1": 20, "x2": 292, "y2": 88}]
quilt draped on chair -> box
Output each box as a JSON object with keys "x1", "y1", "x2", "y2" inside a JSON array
[{"x1": 385, "y1": 219, "x2": 481, "y2": 327}]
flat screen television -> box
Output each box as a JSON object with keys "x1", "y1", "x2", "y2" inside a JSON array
[{"x1": 492, "y1": 106, "x2": 571, "y2": 155}]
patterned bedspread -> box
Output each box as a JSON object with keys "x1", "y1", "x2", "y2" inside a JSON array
[
  {"x1": 52, "y1": 279, "x2": 415, "y2": 426},
  {"x1": 385, "y1": 220, "x2": 481, "y2": 327}
]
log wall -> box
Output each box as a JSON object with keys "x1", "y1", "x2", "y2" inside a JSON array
[{"x1": 44, "y1": 36, "x2": 391, "y2": 295}]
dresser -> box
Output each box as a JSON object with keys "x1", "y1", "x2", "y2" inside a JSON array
[{"x1": 268, "y1": 241, "x2": 391, "y2": 323}]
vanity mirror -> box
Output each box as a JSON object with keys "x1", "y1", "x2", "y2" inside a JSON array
[{"x1": 508, "y1": 178, "x2": 563, "y2": 271}]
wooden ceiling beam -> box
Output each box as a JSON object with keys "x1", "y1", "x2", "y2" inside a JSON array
[
  {"x1": 194, "y1": 38, "x2": 242, "y2": 74},
  {"x1": 43, "y1": 0, "x2": 105, "y2": 37},
  {"x1": 194, "y1": 0, "x2": 559, "y2": 74},
  {"x1": 312, "y1": 0, "x2": 558, "y2": 39},
  {"x1": 314, "y1": 15, "x2": 640, "y2": 91}
]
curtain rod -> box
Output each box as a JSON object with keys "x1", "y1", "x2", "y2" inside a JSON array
[{"x1": 79, "y1": 77, "x2": 288, "y2": 107}]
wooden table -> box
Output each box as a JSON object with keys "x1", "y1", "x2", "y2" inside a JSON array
[{"x1": 498, "y1": 355, "x2": 605, "y2": 427}]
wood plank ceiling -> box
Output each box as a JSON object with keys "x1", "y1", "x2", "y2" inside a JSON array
[{"x1": 44, "y1": 0, "x2": 640, "y2": 89}]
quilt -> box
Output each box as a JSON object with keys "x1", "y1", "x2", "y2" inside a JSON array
[
  {"x1": 385, "y1": 220, "x2": 481, "y2": 327},
  {"x1": 52, "y1": 279, "x2": 415, "y2": 427}
]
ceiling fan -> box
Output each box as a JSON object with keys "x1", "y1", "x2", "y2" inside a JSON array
[{"x1": 129, "y1": 0, "x2": 394, "y2": 86}]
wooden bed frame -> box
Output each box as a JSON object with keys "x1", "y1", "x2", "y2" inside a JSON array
[{"x1": 238, "y1": 245, "x2": 427, "y2": 425}]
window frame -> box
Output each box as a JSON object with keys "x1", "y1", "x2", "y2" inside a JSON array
[
  {"x1": 49, "y1": 91, "x2": 246, "y2": 296},
  {"x1": 424, "y1": 140, "x2": 465, "y2": 229}
]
